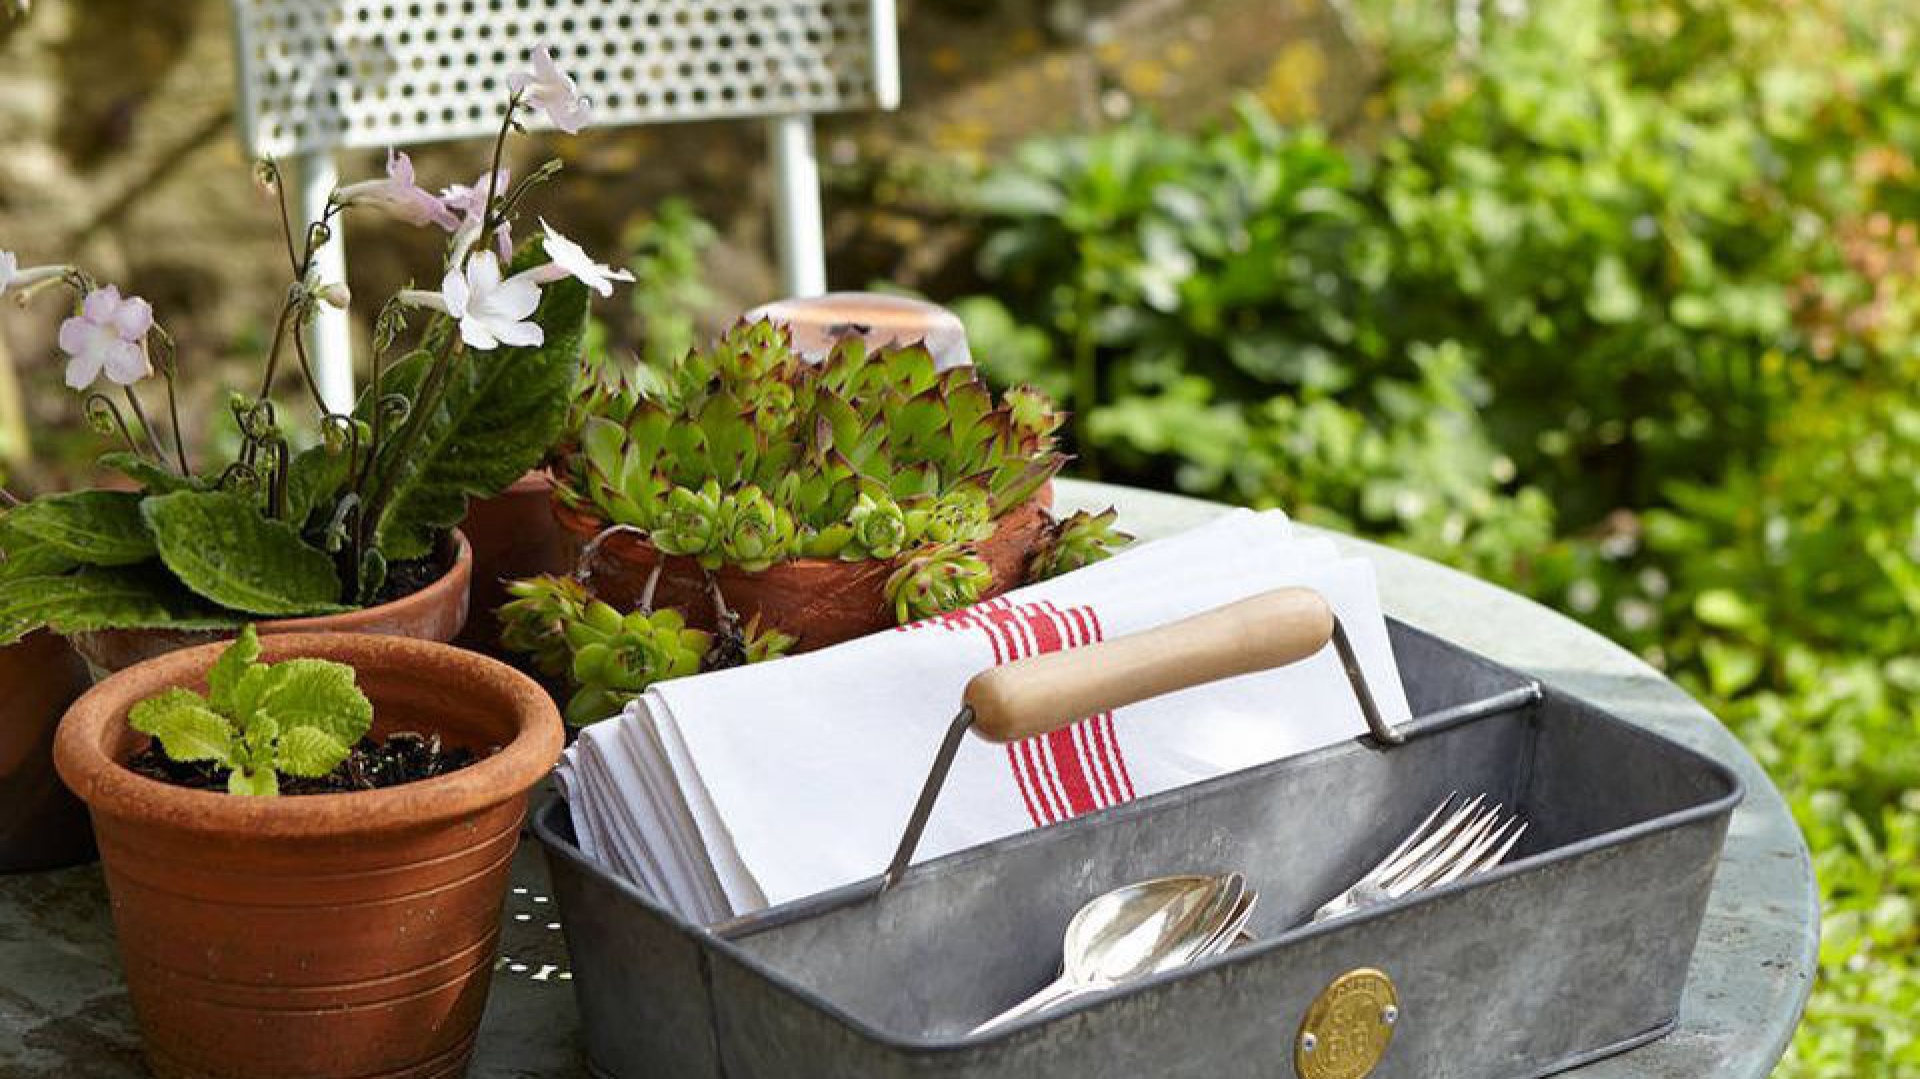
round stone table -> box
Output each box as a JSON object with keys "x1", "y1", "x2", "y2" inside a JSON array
[{"x1": 0, "y1": 480, "x2": 1815, "y2": 1077}]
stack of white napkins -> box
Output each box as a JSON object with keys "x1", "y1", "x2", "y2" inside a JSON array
[{"x1": 556, "y1": 510, "x2": 1412, "y2": 925}]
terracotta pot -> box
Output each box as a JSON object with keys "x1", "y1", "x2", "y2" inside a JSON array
[
  {"x1": 69, "y1": 530, "x2": 475, "y2": 674},
  {"x1": 55, "y1": 633, "x2": 564, "y2": 1079},
  {"x1": 552, "y1": 486, "x2": 1055, "y2": 652},
  {"x1": 454, "y1": 472, "x2": 569, "y2": 658},
  {"x1": 0, "y1": 631, "x2": 97, "y2": 871}
]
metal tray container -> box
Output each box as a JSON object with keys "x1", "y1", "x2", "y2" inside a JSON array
[{"x1": 535, "y1": 616, "x2": 1742, "y2": 1079}]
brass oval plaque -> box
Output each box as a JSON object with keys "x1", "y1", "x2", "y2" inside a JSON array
[{"x1": 1294, "y1": 968, "x2": 1399, "y2": 1079}]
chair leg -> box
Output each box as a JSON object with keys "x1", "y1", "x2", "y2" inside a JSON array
[
  {"x1": 290, "y1": 151, "x2": 356, "y2": 412},
  {"x1": 766, "y1": 114, "x2": 828, "y2": 298}
]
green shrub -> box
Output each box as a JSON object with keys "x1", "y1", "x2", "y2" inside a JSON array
[{"x1": 955, "y1": 1, "x2": 1920, "y2": 1073}]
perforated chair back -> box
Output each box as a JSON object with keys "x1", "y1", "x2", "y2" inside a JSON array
[{"x1": 229, "y1": 0, "x2": 900, "y2": 407}]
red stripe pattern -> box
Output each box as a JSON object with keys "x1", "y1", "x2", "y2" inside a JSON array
[{"x1": 903, "y1": 597, "x2": 1135, "y2": 827}]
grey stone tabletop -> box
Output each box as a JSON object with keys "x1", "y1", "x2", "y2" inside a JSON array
[{"x1": 0, "y1": 479, "x2": 1815, "y2": 1078}]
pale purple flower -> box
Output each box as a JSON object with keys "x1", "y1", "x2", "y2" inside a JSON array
[
  {"x1": 58, "y1": 285, "x2": 153, "y2": 389},
  {"x1": 335, "y1": 149, "x2": 460, "y2": 229},
  {"x1": 440, "y1": 169, "x2": 515, "y2": 259},
  {"x1": 441, "y1": 251, "x2": 543, "y2": 351},
  {"x1": 530, "y1": 219, "x2": 634, "y2": 297},
  {"x1": 510, "y1": 46, "x2": 592, "y2": 134},
  {"x1": 439, "y1": 168, "x2": 509, "y2": 224}
]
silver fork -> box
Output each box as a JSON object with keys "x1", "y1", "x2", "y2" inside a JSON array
[{"x1": 1310, "y1": 793, "x2": 1527, "y2": 924}]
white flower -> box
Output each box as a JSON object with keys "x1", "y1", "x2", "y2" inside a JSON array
[
  {"x1": 335, "y1": 149, "x2": 459, "y2": 229},
  {"x1": 509, "y1": 45, "x2": 592, "y2": 134},
  {"x1": 531, "y1": 219, "x2": 634, "y2": 297},
  {"x1": 58, "y1": 285, "x2": 153, "y2": 390},
  {"x1": 441, "y1": 251, "x2": 543, "y2": 351}
]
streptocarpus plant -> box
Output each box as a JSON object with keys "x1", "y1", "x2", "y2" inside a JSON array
[
  {"x1": 0, "y1": 46, "x2": 620, "y2": 645},
  {"x1": 127, "y1": 626, "x2": 372, "y2": 796}
]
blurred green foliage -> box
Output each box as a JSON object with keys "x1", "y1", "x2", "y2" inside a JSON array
[{"x1": 956, "y1": 0, "x2": 1920, "y2": 1072}]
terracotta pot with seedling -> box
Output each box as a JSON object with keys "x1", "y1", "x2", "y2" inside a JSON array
[
  {"x1": 55, "y1": 627, "x2": 563, "y2": 1079},
  {"x1": 0, "y1": 47, "x2": 618, "y2": 674},
  {"x1": 507, "y1": 319, "x2": 1133, "y2": 724}
]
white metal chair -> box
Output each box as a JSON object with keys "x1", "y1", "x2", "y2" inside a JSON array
[{"x1": 230, "y1": 0, "x2": 902, "y2": 410}]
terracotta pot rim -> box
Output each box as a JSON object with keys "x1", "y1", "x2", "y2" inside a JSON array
[
  {"x1": 258, "y1": 528, "x2": 474, "y2": 634},
  {"x1": 54, "y1": 632, "x2": 562, "y2": 838},
  {"x1": 551, "y1": 492, "x2": 1050, "y2": 578}
]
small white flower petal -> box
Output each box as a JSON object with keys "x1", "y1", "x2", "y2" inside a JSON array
[
  {"x1": 441, "y1": 265, "x2": 471, "y2": 319},
  {"x1": 491, "y1": 319, "x2": 544, "y2": 348},
  {"x1": 458, "y1": 316, "x2": 500, "y2": 351}
]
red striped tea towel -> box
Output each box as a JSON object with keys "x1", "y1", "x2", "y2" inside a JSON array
[{"x1": 556, "y1": 510, "x2": 1411, "y2": 924}]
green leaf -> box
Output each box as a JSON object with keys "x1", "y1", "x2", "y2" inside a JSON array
[
  {"x1": 206, "y1": 625, "x2": 263, "y2": 715},
  {"x1": 285, "y1": 445, "x2": 351, "y2": 531},
  {"x1": 0, "y1": 518, "x2": 77, "y2": 583},
  {"x1": 0, "y1": 566, "x2": 236, "y2": 645},
  {"x1": 365, "y1": 275, "x2": 590, "y2": 560},
  {"x1": 274, "y1": 725, "x2": 353, "y2": 778},
  {"x1": 141, "y1": 491, "x2": 347, "y2": 617},
  {"x1": 128, "y1": 687, "x2": 236, "y2": 766},
  {"x1": 3, "y1": 490, "x2": 155, "y2": 566},
  {"x1": 97, "y1": 452, "x2": 203, "y2": 495},
  {"x1": 227, "y1": 767, "x2": 279, "y2": 797},
  {"x1": 255, "y1": 657, "x2": 374, "y2": 746}
]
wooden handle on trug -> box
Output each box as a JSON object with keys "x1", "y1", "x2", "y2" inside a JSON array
[{"x1": 962, "y1": 589, "x2": 1336, "y2": 744}]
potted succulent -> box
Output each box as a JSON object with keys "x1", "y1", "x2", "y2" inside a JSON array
[
  {"x1": 55, "y1": 626, "x2": 562, "y2": 1078},
  {"x1": 506, "y1": 320, "x2": 1133, "y2": 721},
  {"x1": 0, "y1": 47, "x2": 620, "y2": 673},
  {"x1": 549, "y1": 319, "x2": 1067, "y2": 637}
]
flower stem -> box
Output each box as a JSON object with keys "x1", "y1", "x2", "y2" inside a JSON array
[
  {"x1": 477, "y1": 91, "x2": 525, "y2": 256},
  {"x1": 121, "y1": 387, "x2": 171, "y2": 465}
]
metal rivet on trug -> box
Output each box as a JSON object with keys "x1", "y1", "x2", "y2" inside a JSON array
[
  {"x1": 1383, "y1": 1004, "x2": 1399, "y2": 1026},
  {"x1": 1300, "y1": 1032, "x2": 1318, "y2": 1054}
]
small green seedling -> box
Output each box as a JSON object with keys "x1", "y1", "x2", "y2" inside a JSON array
[{"x1": 128, "y1": 626, "x2": 373, "y2": 796}]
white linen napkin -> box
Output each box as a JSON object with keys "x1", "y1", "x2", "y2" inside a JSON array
[{"x1": 557, "y1": 510, "x2": 1412, "y2": 924}]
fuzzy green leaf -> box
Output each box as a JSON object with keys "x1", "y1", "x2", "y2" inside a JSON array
[
  {"x1": 0, "y1": 566, "x2": 236, "y2": 646},
  {"x1": 128, "y1": 688, "x2": 236, "y2": 766},
  {"x1": 255, "y1": 657, "x2": 374, "y2": 746},
  {"x1": 206, "y1": 626, "x2": 263, "y2": 715},
  {"x1": 227, "y1": 767, "x2": 279, "y2": 797},
  {"x1": 365, "y1": 275, "x2": 590, "y2": 560},
  {"x1": 3, "y1": 490, "x2": 155, "y2": 566},
  {"x1": 97, "y1": 452, "x2": 205, "y2": 495},
  {"x1": 274, "y1": 725, "x2": 353, "y2": 778},
  {"x1": 285, "y1": 445, "x2": 351, "y2": 531},
  {"x1": 0, "y1": 518, "x2": 77, "y2": 583},
  {"x1": 141, "y1": 491, "x2": 347, "y2": 617}
]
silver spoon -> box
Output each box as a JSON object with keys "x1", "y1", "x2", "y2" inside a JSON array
[{"x1": 972, "y1": 873, "x2": 1243, "y2": 1034}]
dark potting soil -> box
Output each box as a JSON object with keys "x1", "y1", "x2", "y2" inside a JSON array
[
  {"x1": 126, "y1": 731, "x2": 485, "y2": 795},
  {"x1": 374, "y1": 554, "x2": 446, "y2": 605}
]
